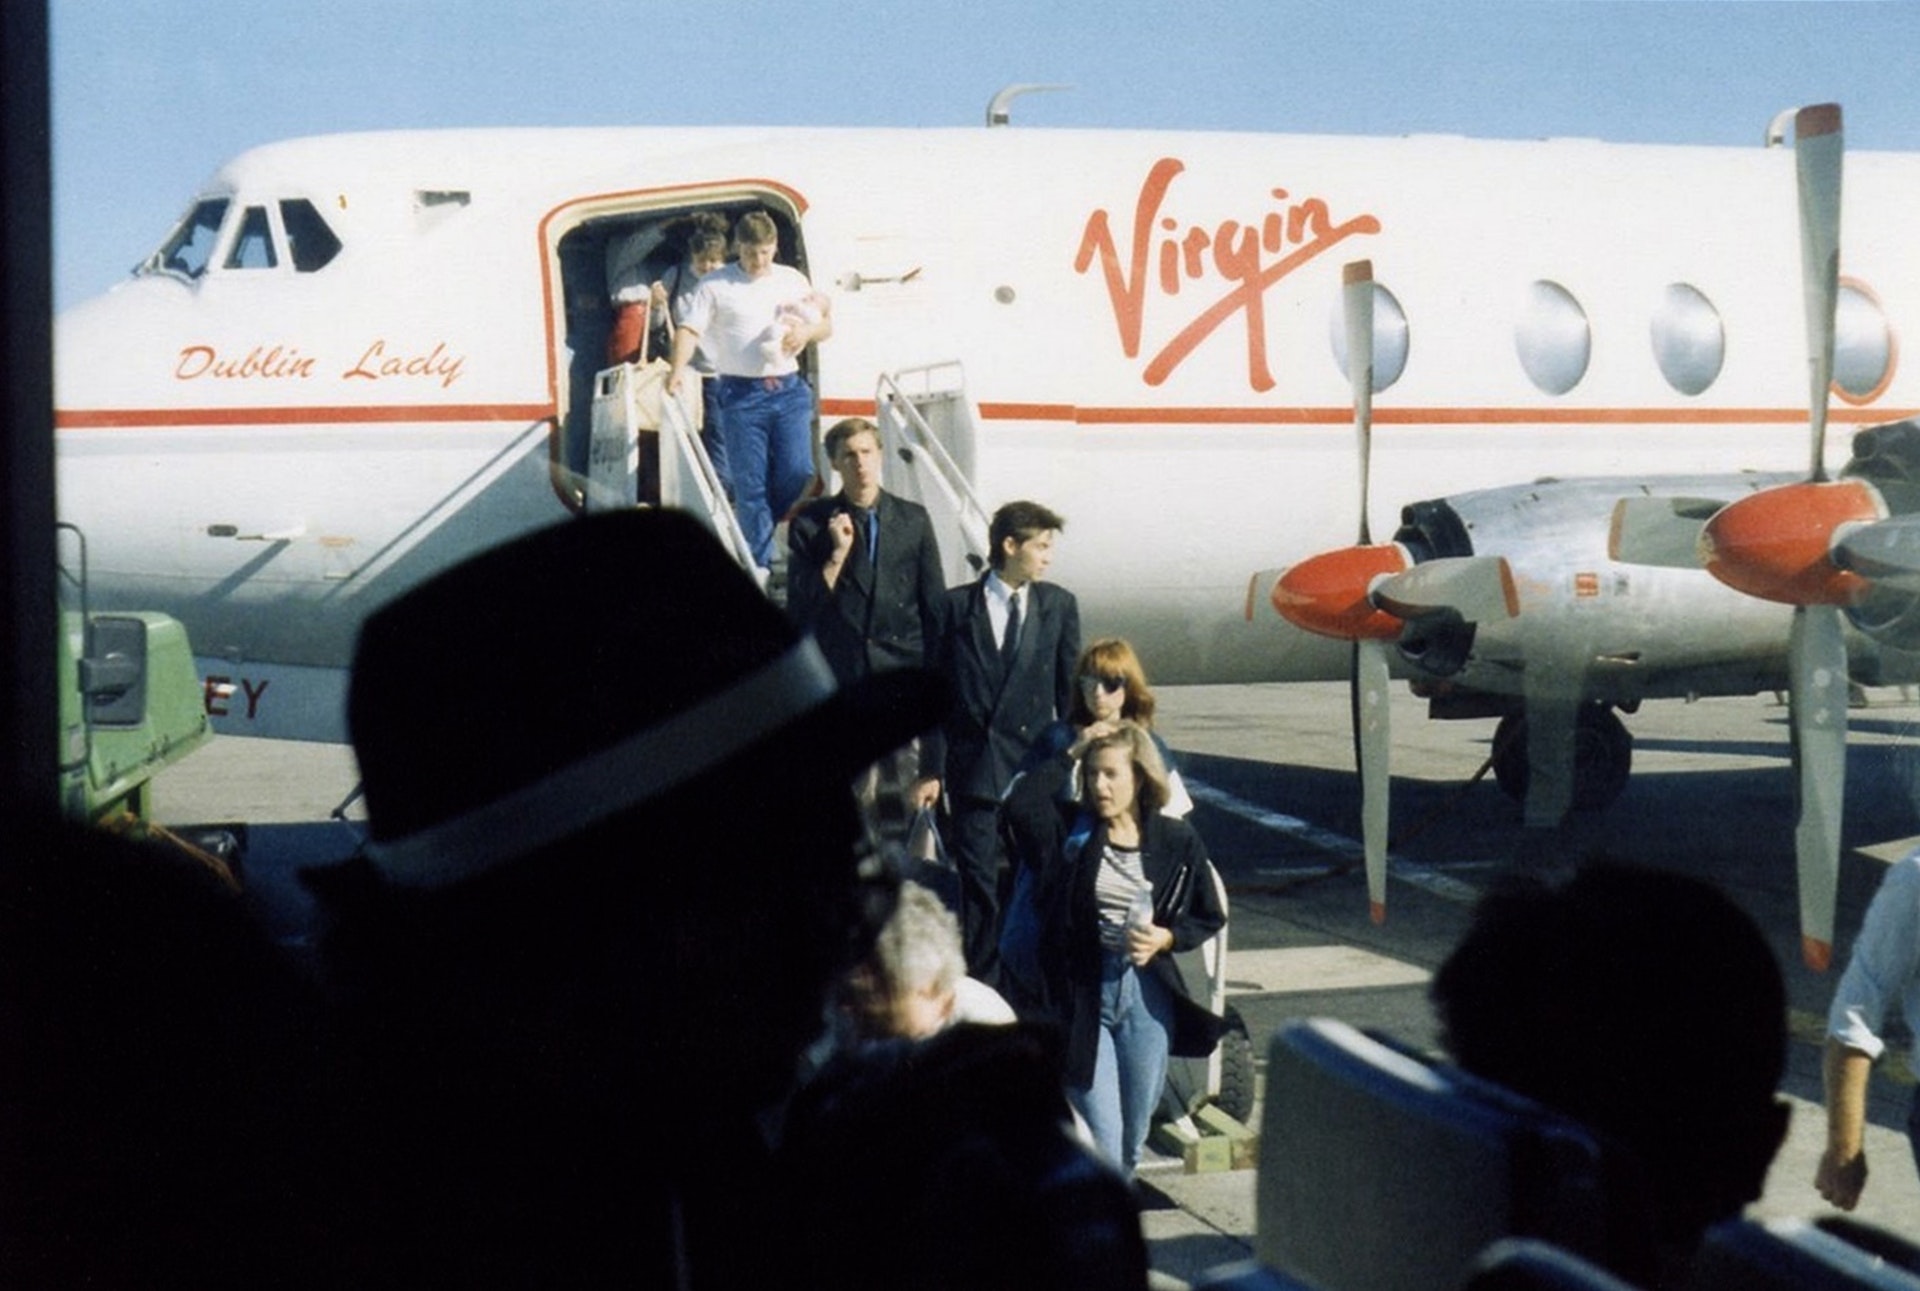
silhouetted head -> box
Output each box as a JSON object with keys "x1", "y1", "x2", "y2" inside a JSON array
[
  {"x1": 326, "y1": 508, "x2": 949, "y2": 1109},
  {"x1": 3, "y1": 814, "x2": 342, "y2": 1289},
  {"x1": 1431, "y1": 859, "x2": 1790, "y2": 1268}
]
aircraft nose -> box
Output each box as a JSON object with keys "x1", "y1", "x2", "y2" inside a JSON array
[
  {"x1": 1272, "y1": 544, "x2": 1409, "y2": 641},
  {"x1": 1700, "y1": 478, "x2": 1882, "y2": 606}
]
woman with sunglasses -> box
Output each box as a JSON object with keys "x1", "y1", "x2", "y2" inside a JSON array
[{"x1": 1014, "y1": 637, "x2": 1192, "y2": 817}]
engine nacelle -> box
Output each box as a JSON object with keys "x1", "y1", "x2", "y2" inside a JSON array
[
  {"x1": 1841, "y1": 419, "x2": 1920, "y2": 650},
  {"x1": 1390, "y1": 499, "x2": 1476, "y2": 676}
]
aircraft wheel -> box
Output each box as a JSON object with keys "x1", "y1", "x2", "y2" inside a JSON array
[
  {"x1": 1491, "y1": 714, "x2": 1530, "y2": 802},
  {"x1": 1489, "y1": 707, "x2": 1634, "y2": 811},
  {"x1": 1213, "y1": 1006, "x2": 1257, "y2": 1126}
]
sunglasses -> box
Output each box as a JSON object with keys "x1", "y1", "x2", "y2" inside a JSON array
[{"x1": 1079, "y1": 673, "x2": 1126, "y2": 695}]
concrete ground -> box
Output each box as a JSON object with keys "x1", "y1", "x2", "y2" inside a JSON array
[{"x1": 151, "y1": 679, "x2": 1920, "y2": 1287}]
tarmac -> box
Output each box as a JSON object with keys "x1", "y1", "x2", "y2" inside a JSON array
[{"x1": 152, "y1": 679, "x2": 1920, "y2": 1288}]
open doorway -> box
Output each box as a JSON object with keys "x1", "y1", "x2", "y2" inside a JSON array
[{"x1": 549, "y1": 196, "x2": 814, "y2": 495}]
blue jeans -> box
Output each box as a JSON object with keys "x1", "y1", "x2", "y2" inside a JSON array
[
  {"x1": 714, "y1": 373, "x2": 815, "y2": 568},
  {"x1": 1068, "y1": 951, "x2": 1173, "y2": 1178}
]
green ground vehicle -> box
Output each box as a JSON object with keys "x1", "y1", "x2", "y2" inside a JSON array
[{"x1": 56, "y1": 523, "x2": 213, "y2": 837}]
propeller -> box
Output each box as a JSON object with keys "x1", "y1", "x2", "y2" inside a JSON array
[
  {"x1": 1832, "y1": 512, "x2": 1920, "y2": 588},
  {"x1": 1692, "y1": 104, "x2": 1850, "y2": 971},
  {"x1": 1269, "y1": 263, "x2": 1519, "y2": 923}
]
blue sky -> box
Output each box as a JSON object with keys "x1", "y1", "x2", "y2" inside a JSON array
[{"x1": 49, "y1": 0, "x2": 1920, "y2": 312}]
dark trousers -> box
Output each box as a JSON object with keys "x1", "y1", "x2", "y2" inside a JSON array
[
  {"x1": 947, "y1": 796, "x2": 1007, "y2": 986},
  {"x1": 699, "y1": 379, "x2": 731, "y2": 501},
  {"x1": 1907, "y1": 1086, "x2": 1920, "y2": 1180}
]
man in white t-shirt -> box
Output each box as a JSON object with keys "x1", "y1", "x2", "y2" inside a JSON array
[
  {"x1": 1819, "y1": 848, "x2": 1920, "y2": 1211},
  {"x1": 667, "y1": 210, "x2": 832, "y2": 572}
]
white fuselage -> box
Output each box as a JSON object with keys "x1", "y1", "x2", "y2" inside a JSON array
[{"x1": 53, "y1": 125, "x2": 1920, "y2": 739}]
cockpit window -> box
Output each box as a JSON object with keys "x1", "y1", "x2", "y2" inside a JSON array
[
  {"x1": 145, "y1": 197, "x2": 230, "y2": 280},
  {"x1": 225, "y1": 206, "x2": 279, "y2": 270},
  {"x1": 281, "y1": 199, "x2": 342, "y2": 272}
]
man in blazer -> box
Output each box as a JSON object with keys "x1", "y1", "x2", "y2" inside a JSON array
[
  {"x1": 788, "y1": 417, "x2": 947, "y2": 834},
  {"x1": 927, "y1": 499, "x2": 1080, "y2": 983},
  {"x1": 787, "y1": 417, "x2": 945, "y2": 685}
]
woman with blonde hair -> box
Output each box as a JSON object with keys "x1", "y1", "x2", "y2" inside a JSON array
[{"x1": 1003, "y1": 720, "x2": 1227, "y2": 1178}]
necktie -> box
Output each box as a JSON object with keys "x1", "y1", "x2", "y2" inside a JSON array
[
  {"x1": 862, "y1": 509, "x2": 878, "y2": 565},
  {"x1": 1001, "y1": 589, "x2": 1022, "y2": 665},
  {"x1": 846, "y1": 509, "x2": 874, "y2": 571}
]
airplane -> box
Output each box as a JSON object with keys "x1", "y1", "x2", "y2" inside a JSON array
[
  {"x1": 1272, "y1": 104, "x2": 1916, "y2": 967},
  {"x1": 52, "y1": 108, "x2": 1920, "y2": 948}
]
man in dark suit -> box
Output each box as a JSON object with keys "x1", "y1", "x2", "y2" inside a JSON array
[
  {"x1": 787, "y1": 417, "x2": 945, "y2": 684},
  {"x1": 788, "y1": 417, "x2": 947, "y2": 836},
  {"x1": 927, "y1": 500, "x2": 1079, "y2": 983}
]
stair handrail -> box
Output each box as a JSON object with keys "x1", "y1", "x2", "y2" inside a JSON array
[
  {"x1": 876, "y1": 365, "x2": 992, "y2": 576},
  {"x1": 659, "y1": 376, "x2": 757, "y2": 572}
]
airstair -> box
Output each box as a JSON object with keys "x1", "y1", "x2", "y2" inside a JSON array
[
  {"x1": 587, "y1": 360, "x2": 755, "y2": 571},
  {"x1": 874, "y1": 362, "x2": 993, "y2": 585},
  {"x1": 588, "y1": 357, "x2": 993, "y2": 593}
]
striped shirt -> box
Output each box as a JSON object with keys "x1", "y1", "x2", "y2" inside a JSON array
[{"x1": 1093, "y1": 840, "x2": 1152, "y2": 953}]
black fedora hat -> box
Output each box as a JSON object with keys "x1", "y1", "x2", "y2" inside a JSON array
[{"x1": 348, "y1": 508, "x2": 948, "y2": 888}]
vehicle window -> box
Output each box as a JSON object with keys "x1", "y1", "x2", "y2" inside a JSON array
[
  {"x1": 1326, "y1": 279, "x2": 1411, "y2": 393},
  {"x1": 1650, "y1": 283, "x2": 1725, "y2": 397},
  {"x1": 1834, "y1": 281, "x2": 1893, "y2": 401},
  {"x1": 1514, "y1": 280, "x2": 1591, "y2": 396},
  {"x1": 225, "y1": 205, "x2": 279, "y2": 270},
  {"x1": 145, "y1": 198, "x2": 230, "y2": 280},
  {"x1": 280, "y1": 199, "x2": 342, "y2": 272}
]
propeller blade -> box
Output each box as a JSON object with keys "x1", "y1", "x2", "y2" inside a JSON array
[
  {"x1": 1371, "y1": 555, "x2": 1519, "y2": 625},
  {"x1": 1353, "y1": 638, "x2": 1391, "y2": 923},
  {"x1": 1607, "y1": 495, "x2": 1728, "y2": 567},
  {"x1": 1343, "y1": 260, "x2": 1388, "y2": 924},
  {"x1": 1243, "y1": 568, "x2": 1287, "y2": 622},
  {"x1": 1517, "y1": 694, "x2": 1581, "y2": 829},
  {"x1": 1789, "y1": 604, "x2": 1848, "y2": 971},
  {"x1": 1345, "y1": 260, "x2": 1375, "y2": 544},
  {"x1": 1794, "y1": 104, "x2": 1843, "y2": 481},
  {"x1": 1833, "y1": 513, "x2": 1920, "y2": 588}
]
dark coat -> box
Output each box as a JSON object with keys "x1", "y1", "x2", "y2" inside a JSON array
[
  {"x1": 1001, "y1": 751, "x2": 1229, "y2": 1088},
  {"x1": 927, "y1": 575, "x2": 1079, "y2": 802},
  {"x1": 786, "y1": 490, "x2": 945, "y2": 683}
]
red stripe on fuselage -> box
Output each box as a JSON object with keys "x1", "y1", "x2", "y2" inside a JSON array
[
  {"x1": 55, "y1": 403, "x2": 556, "y2": 429},
  {"x1": 816, "y1": 399, "x2": 1917, "y2": 427},
  {"x1": 56, "y1": 400, "x2": 1920, "y2": 433}
]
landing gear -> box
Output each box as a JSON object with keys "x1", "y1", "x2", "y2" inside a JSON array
[
  {"x1": 1212, "y1": 1006, "x2": 1256, "y2": 1125},
  {"x1": 1491, "y1": 705, "x2": 1633, "y2": 811}
]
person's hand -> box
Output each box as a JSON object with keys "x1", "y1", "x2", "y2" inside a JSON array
[
  {"x1": 778, "y1": 297, "x2": 826, "y2": 354},
  {"x1": 827, "y1": 510, "x2": 855, "y2": 561},
  {"x1": 1126, "y1": 921, "x2": 1173, "y2": 967},
  {"x1": 910, "y1": 777, "x2": 941, "y2": 810},
  {"x1": 648, "y1": 280, "x2": 669, "y2": 310},
  {"x1": 1816, "y1": 1144, "x2": 1868, "y2": 1210},
  {"x1": 665, "y1": 368, "x2": 685, "y2": 397},
  {"x1": 1069, "y1": 718, "x2": 1121, "y2": 759},
  {"x1": 779, "y1": 317, "x2": 811, "y2": 356}
]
